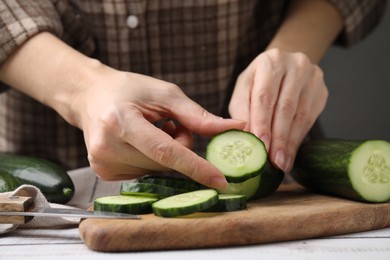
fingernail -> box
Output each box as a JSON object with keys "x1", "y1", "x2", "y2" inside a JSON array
[
  {"x1": 285, "y1": 156, "x2": 293, "y2": 174},
  {"x1": 260, "y1": 135, "x2": 270, "y2": 151},
  {"x1": 210, "y1": 176, "x2": 228, "y2": 190},
  {"x1": 275, "y1": 149, "x2": 288, "y2": 173}
]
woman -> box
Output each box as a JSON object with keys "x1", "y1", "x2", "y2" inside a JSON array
[{"x1": 0, "y1": 0, "x2": 386, "y2": 189}]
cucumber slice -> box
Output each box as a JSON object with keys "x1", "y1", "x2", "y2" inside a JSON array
[
  {"x1": 138, "y1": 176, "x2": 201, "y2": 191},
  {"x1": 251, "y1": 161, "x2": 284, "y2": 200},
  {"x1": 206, "y1": 130, "x2": 267, "y2": 183},
  {"x1": 219, "y1": 174, "x2": 260, "y2": 199},
  {"x1": 218, "y1": 161, "x2": 284, "y2": 201},
  {"x1": 152, "y1": 189, "x2": 218, "y2": 217},
  {"x1": 94, "y1": 195, "x2": 158, "y2": 214},
  {"x1": 204, "y1": 194, "x2": 247, "y2": 212},
  {"x1": 120, "y1": 182, "x2": 190, "y2": 198},
  {"x1": 292, "y1": 139, "x2": 390, "y2": 202}
]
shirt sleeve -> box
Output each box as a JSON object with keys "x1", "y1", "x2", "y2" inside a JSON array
[
  {"x1": 327, "y1": 0, "x2": 387, "y2": 47},
  {"x1": 0, "y1": 0, "x2": 63, "y2": 91}
]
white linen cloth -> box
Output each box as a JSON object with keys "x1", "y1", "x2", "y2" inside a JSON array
[{"x1": 0, "y1": 167, "x2": 124, "y2": 234}]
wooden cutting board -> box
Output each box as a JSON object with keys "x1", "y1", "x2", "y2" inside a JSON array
[{"x1": 79, "y1": 184, "x2": 390, "y2": 252}]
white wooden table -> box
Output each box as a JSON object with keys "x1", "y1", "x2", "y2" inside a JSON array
[
  {"x1": 1, "y1": 227, "x2": 390, "y2": 260},
  {"x1": 1, "y1": 168, "x2": 390, "y2": 259}
]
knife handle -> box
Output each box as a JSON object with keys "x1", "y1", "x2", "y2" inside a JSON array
[{"x1": 0, "y1": 195, "x2": 34, "y2": 224}]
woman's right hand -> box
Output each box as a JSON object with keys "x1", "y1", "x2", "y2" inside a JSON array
[
  {"x1": 72, "y1": 69, "x2": 245, "y2": 189},
  {"x1": 0, "y1": 32, "x2": 244, "y2": 190}
]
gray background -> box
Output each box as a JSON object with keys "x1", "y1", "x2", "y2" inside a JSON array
[{"x1": 319, "y1": 5, "x2": 390, "y2": 140}]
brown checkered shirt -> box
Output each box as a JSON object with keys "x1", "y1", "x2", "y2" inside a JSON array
[{"x1": 0, "y1": 0, "x2": 386, "y2": 170}]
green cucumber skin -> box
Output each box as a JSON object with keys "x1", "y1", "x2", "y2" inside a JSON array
[
  {"x1": 0, "y1": 153, "x2": 75, "y2": 204},
  {"x1": 251, "y1": 160, "x2": 284, "y2": 200},
  {"x1": 138, "y1": 176, "x2": 201, "y2": 191},
  {"x1": 94, "y1": 201, "x2": 153, "y2": 214},
  {"x1": 152, "y1": 190, "x2": 219, "y2": 217},
  {"x1": 217, "y1": 159, "x2": 283, "y2": 201},
  {"x1": 94, "y1": 196, "x2": 158, "y2": 214},
  {"x1": 0, "y1": 171, "x2": 21, "y2": 192},
  {"x1": 120, "y1": 182, "x2": 190, "y2": 198},
  {"x1": 204, "y1": 194, "x2": 247, "y2": 212},
  {"x1": 223, "y1": 167, "x2": 264, "y2": 183},
  {"x1": 291, "y1": 139, "x2": 385, "y2": 202}
]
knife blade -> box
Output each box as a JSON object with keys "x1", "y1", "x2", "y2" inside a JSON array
[
  {"x1": 0, "y1": 207, "x2": 141, "y2": 219},
  {"x1": 0, "y1": 195, "x2": 140, "y2": 224}
]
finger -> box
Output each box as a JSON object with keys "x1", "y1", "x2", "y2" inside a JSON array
[
  {"x1": 122, "y1": 109, "x2": 228, "y2": 189},
  {"x1": 170, "y1": 124, "x2": 194, "y2": 149},
  {"x1": 160, "y1": 120, "x2": 193, "y2": 149},
  {"x1": 283, "y1": 99, "x2": 315, "y2": 174},
  {"x1": 228, "y1": 70, "x2": 251, "y2": 128},
  {"x1": 168, "y1": 93, "x2": 246, "y2": 137},
  {"x1": 85, "y1": 122, "x2": 171, "y2": 172},
  {"x1": 90, "y1": 141, "x2": 172, "y2": 172},
  {"x1": 249, "y1": 55, "x2": 284, "y2": 150},
  {"x1": 87, "y1": 120, "x2": 194, "y2": 175},
  {"x1": 91, "y1": 160, "x2": 152, "y2": 181},
  {"x1": 269, "y1": 65, "x2": 310, "y2": 172},
  {"x1": 284, "y1": 78, "x2": 328, "y2": 172},
  {"x1": 161, "y1": 120, "x2": 177, "y2": 135}
]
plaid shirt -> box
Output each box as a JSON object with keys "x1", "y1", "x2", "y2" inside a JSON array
[{"x1": 0, "y1": 0, "x2": 386, "y2": 170}]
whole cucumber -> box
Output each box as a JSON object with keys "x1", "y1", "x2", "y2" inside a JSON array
[
  {"x1": 0, "y1": 171, "x2": 21, "y2": 193},
  {"x1": 0, "y1": 153, "x2": 75, "y2": 204},
  {"x1": 292, "y1": 139, "x2": 390, "y2": 203}
]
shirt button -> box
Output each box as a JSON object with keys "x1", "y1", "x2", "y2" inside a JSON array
[{"x1": 126, "y1": 15, "x2": 139, "y2": 29}]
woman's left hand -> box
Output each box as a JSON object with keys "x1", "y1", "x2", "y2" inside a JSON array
[{"x1": 229, "y1": 48, "x2": 328, "y2": 173}]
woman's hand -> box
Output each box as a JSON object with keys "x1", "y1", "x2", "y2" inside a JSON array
[
  {"x1": 229, "y1": 48, "x2": 328, "y2": 173},
  {"x1": 73, "y1": 70, "x2": 245, "y2": 188},
  {"x1": 0, "y1": 32, "x2": 244, "y2": 190},
  {"x1": 228, "y1": 0, "x2": 343, "y2": 174}
]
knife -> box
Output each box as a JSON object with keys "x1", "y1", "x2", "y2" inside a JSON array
[{"x1": 0, "y1": 195, "x2": 140, "y2": 224}]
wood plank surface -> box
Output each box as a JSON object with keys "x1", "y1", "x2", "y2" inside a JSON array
[{"x1": 79, "y1": 184, "x2": 390, "y2": 252}]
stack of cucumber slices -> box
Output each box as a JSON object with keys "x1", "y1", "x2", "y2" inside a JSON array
[
  {"x1": 94, "y1": 177, "x2": 248, "y2": 218},
  {"x1": 94, "y1": 130, "x2": 284, "y2": 218}
]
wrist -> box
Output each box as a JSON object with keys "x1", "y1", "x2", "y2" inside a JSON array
[
  {"x1": 266, "y1": 0, "x2": 343, "y2": 63},
  {"x1": 49, "y1": 56, "x2": 114, "y2": 128}
]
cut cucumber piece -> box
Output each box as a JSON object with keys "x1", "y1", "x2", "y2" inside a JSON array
[
  {"x1": 292, "y1": 139, "x2": 390, "y2": 203},
  {"x1": 251, "y1": 161, "x2": 284, "y2": 200},
  {"x1": 219, "y1": 174, "x2": 260, "y2": 199},
  {"x1": 152, "y1": 189, "x2": 218, "y2": 217},
  {"x1": 206, "y1": 130, "x2": 268, "y2": 183},
  {"x1": 204, "y1": 194, "x2": 247, "y2": 212},
  {"x1": 120, "y1": 182, "x2": 190, "y2": 198},
  {"x1": 218, "y1": 161, "x2": 284, "y2": 201},
  {"x1": 138, "y1": 176, "x2": 201, "y2": 191},
  {"x1": 94, "y1": 195, "x2": 158, "y2": 214}
]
